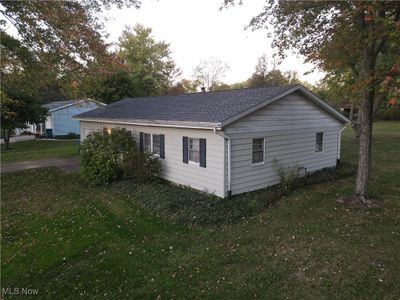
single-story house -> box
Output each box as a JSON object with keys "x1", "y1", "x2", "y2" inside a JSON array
[
  {"x1": 42, "y1": 99, "x2": 105, "y2": 138},
  {"x1": 74, "y1": 85, "x2": 350, "y2": 198}
]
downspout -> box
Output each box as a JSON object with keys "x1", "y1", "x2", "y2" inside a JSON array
[
  {"x1": 214, "y1": 127, "x2": 232, "y2": 198},
  {"x1": 337, "y1": 125, "x2": 348, "y2": 167}
]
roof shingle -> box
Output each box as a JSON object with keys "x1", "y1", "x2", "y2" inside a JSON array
[{"x1": 75, "y1": 85, "x2": 298, "y2": 124}]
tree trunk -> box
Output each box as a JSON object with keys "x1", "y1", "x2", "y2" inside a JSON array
[
  {"x1": 355, "y1": 88, "x2": 374, "y2": 203},
  {"x1": 354, "y1": 35, "x2": 376, "y2": 204},
  {"x1": 2, "y1": 129, "x2": 11, "y2": 150}
]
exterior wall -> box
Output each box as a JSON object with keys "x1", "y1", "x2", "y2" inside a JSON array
[
  {"x1": 51, "y1": 102, "x2": 99, "y2": 136},
  {"x1": 224, "y1": 91, "x2": 344, "y2": 195},
  {"x1": 80, "y1": 121, "x2": 226, "y2": 197}
]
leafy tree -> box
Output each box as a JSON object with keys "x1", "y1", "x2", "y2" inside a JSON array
[
  {"x1": 118, "y1": 24, "x2": 180, "y2": 96},
  {"x1": 1, "y1": 91, "x2": 47, "y2": 149},
  {"x1": 0, "y1": 0, "x2": 141, "y2": 90},
  {"x1": 247, "y1": 55, "x2": 301, "y2": 87},
  {"x1": 1, "y1": 1, "x2": 141, "y2": 143},
  {"x1": 192, "y1": 58, "x2": 230, "y2": 91},
  {"x1": 225, "y1": 1, "x2": 400, "y2": 204}
]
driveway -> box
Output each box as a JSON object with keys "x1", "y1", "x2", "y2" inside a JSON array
[
  {"x1": 1, "y1": 157, "x2": 79, "y2": 174},
  {"x1": 0, "y1": 135, "x2": 36, "y2": 144}
]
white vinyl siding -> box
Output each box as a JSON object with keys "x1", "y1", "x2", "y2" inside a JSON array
[
  {"x1": 224, "y1": 92, "x2": 344, "y2": 196},
  {"x1": 80, "y1": 121, "x2": 225, "y2": 197},
  {"x1": 225, "y1": 91, "x2": 341, "y2": 134}
]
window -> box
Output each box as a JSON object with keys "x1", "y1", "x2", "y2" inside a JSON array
[
  {"x1": 143, "y1": 133, "x2": 152, "y2": 152},
  {"x1": 152, "y1": 134, "x2": 161, "y2": 155},
  {"x1": 315, "y1": 132, "x2": 324, "y2": 152},
  {"x1": 252, "y1": 138, "x2": 264, "y2": 164},
  {"x1": 189, "y1": 138, "x2": 200, "y2": 164}
]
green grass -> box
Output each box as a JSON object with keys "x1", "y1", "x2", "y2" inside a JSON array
[
  {"x1": 1, "y1": 140, "x2": 79, "y2": 164},
  {"x1": 1, "y1": 121, "x2": 400, "y2": 299}
]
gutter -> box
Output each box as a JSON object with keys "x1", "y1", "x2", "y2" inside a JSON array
[
  {"x1": 214, "y1": 127, "x2": 232, "y2": 198},
  {"x1": 337, "y1": 125, "x2": 348, "y2": 166},
  {"x1": 74, "y1": 117, "x2": 220, "y2": 130}
]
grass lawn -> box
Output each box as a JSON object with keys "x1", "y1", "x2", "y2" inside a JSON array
[
  {"x1": 1, "y1": 140, "x2": 79, "y2": 164},
  {"x1": 1, "y1": 121, "x2": 399, "y2": 299}
]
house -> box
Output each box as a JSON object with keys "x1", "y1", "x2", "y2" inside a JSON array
[
  {"x1": 42, "y1": 99, "x2": 106, "y2": 138},
  {"x1": 74, "y1": 85, "x2": 350, "y2": 198}
]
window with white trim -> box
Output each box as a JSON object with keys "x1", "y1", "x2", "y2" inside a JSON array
[
  {"x1": 143, "y1": 133, "x2": 152, "y2": 152},
  {"x1": 252, "y1": 138, "x2": 264, "y2": 164},
  {"x1": 152, "y1": 134, "x2": 161, "y2": 155},
  {"x1": 189, "y1": 138, "x2": 200, "y2": 164},
  {"x1": 315, "y1": 132, "x2": 324, "y2": 152}
]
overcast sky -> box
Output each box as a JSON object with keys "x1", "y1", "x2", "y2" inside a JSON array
[{"x1": 103, "y1": 0, "x2": 324, "y2": 85}]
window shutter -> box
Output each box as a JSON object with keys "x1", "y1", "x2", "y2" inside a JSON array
[
  {"x1": 139, "y1": 132, "x2": 144, "y2": 152},
  {"x1": 199, "y1": 138, "x2": 206, "y2": 168},
  {"x1": 182, "y1": 136, "x2": 188, "y2": 163},
  {"x1": 160, "y1": 134, "x2": 165, "y2": 159}
]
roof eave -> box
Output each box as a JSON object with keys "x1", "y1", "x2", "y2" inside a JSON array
[
  {"x1": 73, "y1": 116, "x2": 221, "y2": 130},
  {"x1": 220, "y1": 85, "x2": 351, "y2": 128},
  {"x1": 46, "y1": 99, "x2": 106, "y2": 113}
]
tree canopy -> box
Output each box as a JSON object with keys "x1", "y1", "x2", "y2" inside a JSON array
[
  {"x1": 224, "y1": 0, "x2": 400, "y2": 203},
  {"x1": 117, "y1": 24, "x2": 180, "y2": 97},
  {"x1": 192, "y1": 58, "x2": 230, "y2": 91}
]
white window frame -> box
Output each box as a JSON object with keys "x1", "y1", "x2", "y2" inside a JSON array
[
  {"x1": 315, "y1": 132, "x2": 324, "y2": 153},
  {"x1": 143, "y1": 133, "x2": 152, "y2": 153},
  {"x1": 188, "y1": 137, "x2": 200, "y2": 166},
  {"x1": 251, "y1": 137, "x2": 265, "y2": 166},
  {"x1": 152, "y1": 134, "x2": 161, "y2": 157},
  {"x1": 142, "y1": 133, "x2": 162, "y2": 158}
]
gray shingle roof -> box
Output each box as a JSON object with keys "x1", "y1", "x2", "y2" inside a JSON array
[{"x1": 75, "y1": 85, "x2": 299, "y2": 124}]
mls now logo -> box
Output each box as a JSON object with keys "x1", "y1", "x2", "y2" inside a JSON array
[{"x1": 2, "y1": 287, "x2": 39, "y2": 296}]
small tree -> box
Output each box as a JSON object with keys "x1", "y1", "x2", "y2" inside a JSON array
[{"x1": 0, "y1": 91, "x2": 47, "y2": 150}]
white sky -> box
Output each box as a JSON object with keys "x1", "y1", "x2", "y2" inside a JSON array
[{"x1": 103, "y1": 0, "x2": 325, "y2": 85}]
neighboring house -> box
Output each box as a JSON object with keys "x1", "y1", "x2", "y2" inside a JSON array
[
  {"x1": 43, "y1": 99, "x2": 105, "y2": 137},
  {"x1": 74, "y1": 85, "x2": 350, "y2": 198}
]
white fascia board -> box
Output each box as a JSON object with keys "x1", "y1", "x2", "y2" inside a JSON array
[
  {"x1": 73, "y1": 117, "x2": 220, "y2": 130},
  {"x1": 48, "y1": 99, "x2": 106, "y2": 113}
]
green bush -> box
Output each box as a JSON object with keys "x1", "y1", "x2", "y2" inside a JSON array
[
  {"x1": 122, "y1": 151, "x2": 161, "y2": 183},
  {"x1": 80, "y1": 128, "x2": 136, "y2": 185}
]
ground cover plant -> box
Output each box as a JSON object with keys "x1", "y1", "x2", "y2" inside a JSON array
[
  {"x1": 1, "y1": 121, "x2": 399, "y2": 299},
  {"x1": 1, "y1": 140, "x2": 79, "y2": 164}
]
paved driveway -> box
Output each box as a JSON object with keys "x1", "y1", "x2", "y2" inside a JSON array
[{"x1": 1, "y1": 157, "x2": 79, "y2": 174}]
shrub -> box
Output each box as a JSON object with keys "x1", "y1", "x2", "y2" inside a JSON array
[
  {"x1": 122, "y1": 151, "x2": 161, "y2": 183},
  {"x1": 80, "y1": 128, "x2": 136, "y2": 185}
]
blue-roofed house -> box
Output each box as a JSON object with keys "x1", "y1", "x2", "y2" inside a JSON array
[{"x1": 43, "y1": 99, "x2": 106, "y2": 138}]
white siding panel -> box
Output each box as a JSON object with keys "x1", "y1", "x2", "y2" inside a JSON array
[
  {"x1": 224, "y1": 92, "x2": 344, "y2": 196},
  {"x1": 80, "y1": 121, "x2": 225, "y2": 197},
  {"x1": 225, "y1": 92, "x2": 342, "y2": 134}
]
